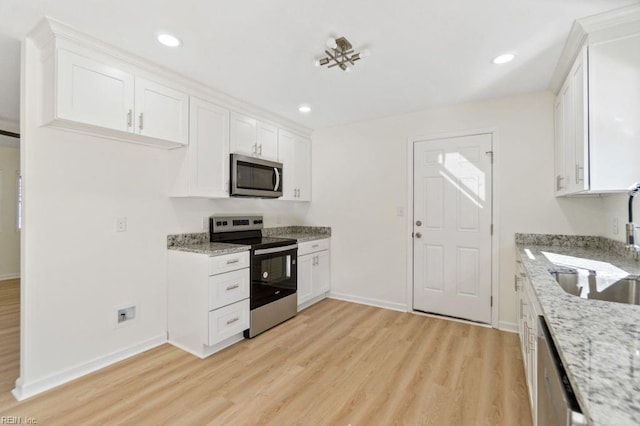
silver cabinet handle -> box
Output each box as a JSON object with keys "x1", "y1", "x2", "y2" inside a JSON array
[
  {"x1": 139, "y1": 113, "x2": 144, "y2": 130},
  {"x1": 226, "y1": 258, "x2": 240, "y2": 265},
  {"x1": 259, "y1": 144, "x2": 263, "y2": 155},
  {"x1": 127, "y1": 109, "x2": 132, "y2": 128},
  {"x1": 514, "y1": 275, "x2": 520, "y2": 292},
  {"x1": 226, "y1": 284, "x2": 240, "y2": 291},
  {"x1": 274, "y1": 168, "x2": 280, "y2": 191},
  {"x1": 252, "y1": 144, "x2": 257, "y2": 155},
  {"x1": 575, "y1": 164, "x2": 584, "y2": 184},
  {"x1": 226, "y1": 317, "x2": 239, "y2": 325},
  {"x1": 556, "y1": 175, "x2": 564, "y2": 190}
]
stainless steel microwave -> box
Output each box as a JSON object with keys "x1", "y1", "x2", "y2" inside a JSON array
[{"x1": 230, "y1": 154, "x2": 283, "y2": 198}]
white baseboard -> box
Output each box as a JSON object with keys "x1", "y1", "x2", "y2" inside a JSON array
[
  {"x1": 498, "y1": 321, "x2": 518, "y2": 333},
  {"x1": 12, "y1": 334, "x2": 167, "y2": 401},
  {"x1": 0, "y1": 273, "x2": 20, "y2": 281},
  {"x1": 329, "y1": 292, "x2": 408, "y2": 313}
]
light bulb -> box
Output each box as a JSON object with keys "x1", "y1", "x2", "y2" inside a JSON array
[
  {"x1": 298, "y1": 104, "x2": 311, "y2": 113},
  {"x1": 491, "y1": 53, "x2": 515, "y2": 64},
  {"x1": 157, "y1": 33, "x2": 182, "y2": 47},
  {"x1": 326, "y1": 37, "x2": 337, "y2": 50}
]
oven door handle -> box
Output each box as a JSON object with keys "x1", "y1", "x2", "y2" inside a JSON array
[
  {"x1": 254, "y1": 244, "x2": 298, "y2": 256},
  {"x1": 274, "y1": 167, "x2": 280, "y2": 192}
]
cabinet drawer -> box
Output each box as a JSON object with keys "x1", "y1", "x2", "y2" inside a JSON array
[
  {"x1": 208, "y1": 268, "x2": 250, "y2": 310},
  {"x1": 298, "y1": 239, "x2": 329, "y2": 256},
  {"x1": 208, "y1": 299, "x2": 250, "y2": 345},
  {"x1": 208, "y1": 251, "x2": 250, "y2": 275}
]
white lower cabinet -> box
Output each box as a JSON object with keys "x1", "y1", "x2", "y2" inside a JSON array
[
  {"x1": 516, "y1": 257, "x2": 541, "y2": 425},
  {"x1": 168, "y1": 250, "x2": 250, "y2": 358},
  {"x1": 297, "y1": 239, "x2": 331, "y2": 310}
]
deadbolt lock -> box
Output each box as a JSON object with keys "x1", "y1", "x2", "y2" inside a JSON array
[{"x1": 416, "y1": 220, "x2": 422, "y2": 226}]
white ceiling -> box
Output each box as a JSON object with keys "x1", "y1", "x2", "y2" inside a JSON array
[{"x1": 0, "y1": 0, "x2": 638, "y2": 130}]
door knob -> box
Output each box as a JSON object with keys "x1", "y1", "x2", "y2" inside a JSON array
[
  {"x1": 416, "y1": 220, "x2": 422, "y2": 226},
  {"x1": 415, "y1": 232, "x2": 422, "y2": 238}
]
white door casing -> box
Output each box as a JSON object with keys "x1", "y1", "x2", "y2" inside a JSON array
[{"x1": 413, "y1": 133, "x2": 493, "y2": 323}]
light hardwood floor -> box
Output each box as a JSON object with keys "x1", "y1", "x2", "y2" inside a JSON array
[{"x1": 0, "y1": 285, "x2": 531, "y2": 425}]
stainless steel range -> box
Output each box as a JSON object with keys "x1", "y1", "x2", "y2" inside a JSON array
[{"x1": 210, "y1": 215, "x2": 297, "y2": 338}]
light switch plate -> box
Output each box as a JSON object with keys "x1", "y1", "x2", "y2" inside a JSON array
[{"x1": 115, "y1": 217, "x2": 127, "y2": 232}]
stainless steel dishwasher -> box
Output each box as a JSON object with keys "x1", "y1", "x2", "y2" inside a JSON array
[{"x1": 537, "y1": 317, "x2": 588, "y2": 426}]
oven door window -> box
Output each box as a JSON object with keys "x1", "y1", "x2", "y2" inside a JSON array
[
  {"x1": 252, "y1": 250, "x2": 297, "y2": 309},
  {"x1": 237, "y1": 161, "x2": 277, "y2": 191}
]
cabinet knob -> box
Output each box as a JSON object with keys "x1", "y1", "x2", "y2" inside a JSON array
[{"x1": 139, "y1": 113, "x2": 144, "y2": 130}]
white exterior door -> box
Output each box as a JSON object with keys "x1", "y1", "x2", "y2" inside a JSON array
[{"x1": 413, "y1": 133, "x2": 493, "y2": 323}]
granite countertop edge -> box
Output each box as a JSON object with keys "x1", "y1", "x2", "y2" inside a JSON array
[
  {"x1": 167, "y1": 226, "x2": 331, "y2": 255},
  {"x1": 515, "y1": 235, "x2": 640, "y2": 426}
]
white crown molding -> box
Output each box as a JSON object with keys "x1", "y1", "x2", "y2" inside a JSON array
[
  {"x1": 550, "y1": 4, "x2": 640, "y2": 94},
  {"x1": 28, "y1": 17, "x2": 312, "y2": 138}
]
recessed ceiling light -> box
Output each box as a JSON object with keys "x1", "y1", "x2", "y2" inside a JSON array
[
  {"x1": 491, "y1": 53, "x2": 515, "y2": 64},
  {"x1": 157, "y1": 33, "x2": 182, "y2": 48},
  {"x1": 298, "y1": 104, "x2": 311, "y2": 113}
]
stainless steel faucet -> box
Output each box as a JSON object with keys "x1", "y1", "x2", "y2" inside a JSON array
[{"x1": 626, "y1": 183, "x2": 640, "y2": 256}]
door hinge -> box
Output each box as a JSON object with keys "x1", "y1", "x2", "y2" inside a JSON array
[
  {"x1": 490, "y1": 224, "x2": 493, "y2": 235},
  {"x1": 486, "y1": 150, "x2": 494, "y2": 164}
]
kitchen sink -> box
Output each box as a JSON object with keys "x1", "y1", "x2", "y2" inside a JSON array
[{"x1": 549, "y1": 268, "x2": 640, "y2": 305}]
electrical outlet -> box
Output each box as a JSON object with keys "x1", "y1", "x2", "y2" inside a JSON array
[
  {"x1": 115, "y1": 217, "x2": 127, "y2": 232},
  {"x1": 116, "y1": 305, "x2": 136, "y2": 326},
  {"x1": 613, "y1": 217, "x2": 619, "y2": 235}
]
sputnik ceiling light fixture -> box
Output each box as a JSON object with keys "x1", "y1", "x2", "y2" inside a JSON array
[{"x1": 314, "y1": 36, "x2": 370, "y2": 72}]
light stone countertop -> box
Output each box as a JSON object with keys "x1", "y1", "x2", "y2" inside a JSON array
[
  {"x1": 166, "y1": 226, "x2": 331, "y2": 255},
  {"x1": 168, "y1": 242, "x2": 250, "y2": 256},
  {"x1": 516, "y1": 239, "x2": 640, "y2": 425}
]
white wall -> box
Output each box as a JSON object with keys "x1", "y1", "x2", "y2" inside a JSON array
[
  {"x1": 0, "y1": 145, "x2": 20, "y2": 280},
  {"x1": 305, "y1": 91, "x2": 604, "y2": 325},
  {"x1": 600, "y1": 194, "x2": 632, "y2": 243}
]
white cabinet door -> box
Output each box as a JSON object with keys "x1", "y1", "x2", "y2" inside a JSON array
[
  {"x1": 56, "y1": 48, "x2": 134, "y2": 132},
  {"x1": 278, "y1": 129, "x2": 296, "y2": 200},
  {"x1": 297, "y1": 254, "x2": 314, "y2": 306},
  {"x1": 258, "y1": 122, "x2": 278, "y2": 160},
  {"x1": 570, "y1": 51, "x2": 588, "y2": 193},
  {"x1": 294, "y1": 136, "x2": 312, "y2": 201},
  {"x1": 134, "y1": 77, "x2": 189, "y2": 145},
  {"x1": 312, "y1": 250, "x2": 330, "y2": 294},
  {"x1": 554, "y1": 97, "x2": 565, "y2": 195},
  {"x1": 188, "y1": 97, "x2": 229, "y2": 197},
  {"x1": 230, "y1": 112, "x2": 257, "y2": 156}
]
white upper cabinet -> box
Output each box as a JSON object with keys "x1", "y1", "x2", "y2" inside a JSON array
[
  {"x1": 230, "y1": 112, "x2": 278, "y2": 160},
  {"x1": 257, "y1": 121, "x2": 278, "y2": 160},
  {"x1": 168, "y1": 97, "x2": 230, "y2": 198},
  {"x1": 554, "y1": 32, "x2": 640, "y2": 195},
  {"x1": 278, "y1": 129, "x2": 311, "y2": 201},
  {"x1": 40, "y1": 34, "x2": 188, "y2": 148},
  {"x1": 134, "y1": 77, "x2": 189, "y2": 145},
  {"x1": 56, "y1": 48, "x2": 134, "y2": 132},
  {"x1": 229, "y1": 112, "x2": 257, "y2": 155}
]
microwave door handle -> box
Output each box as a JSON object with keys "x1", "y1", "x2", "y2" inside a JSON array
[{"x1": 274, "y1": 168, "x2": 280, "y2": 191}]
